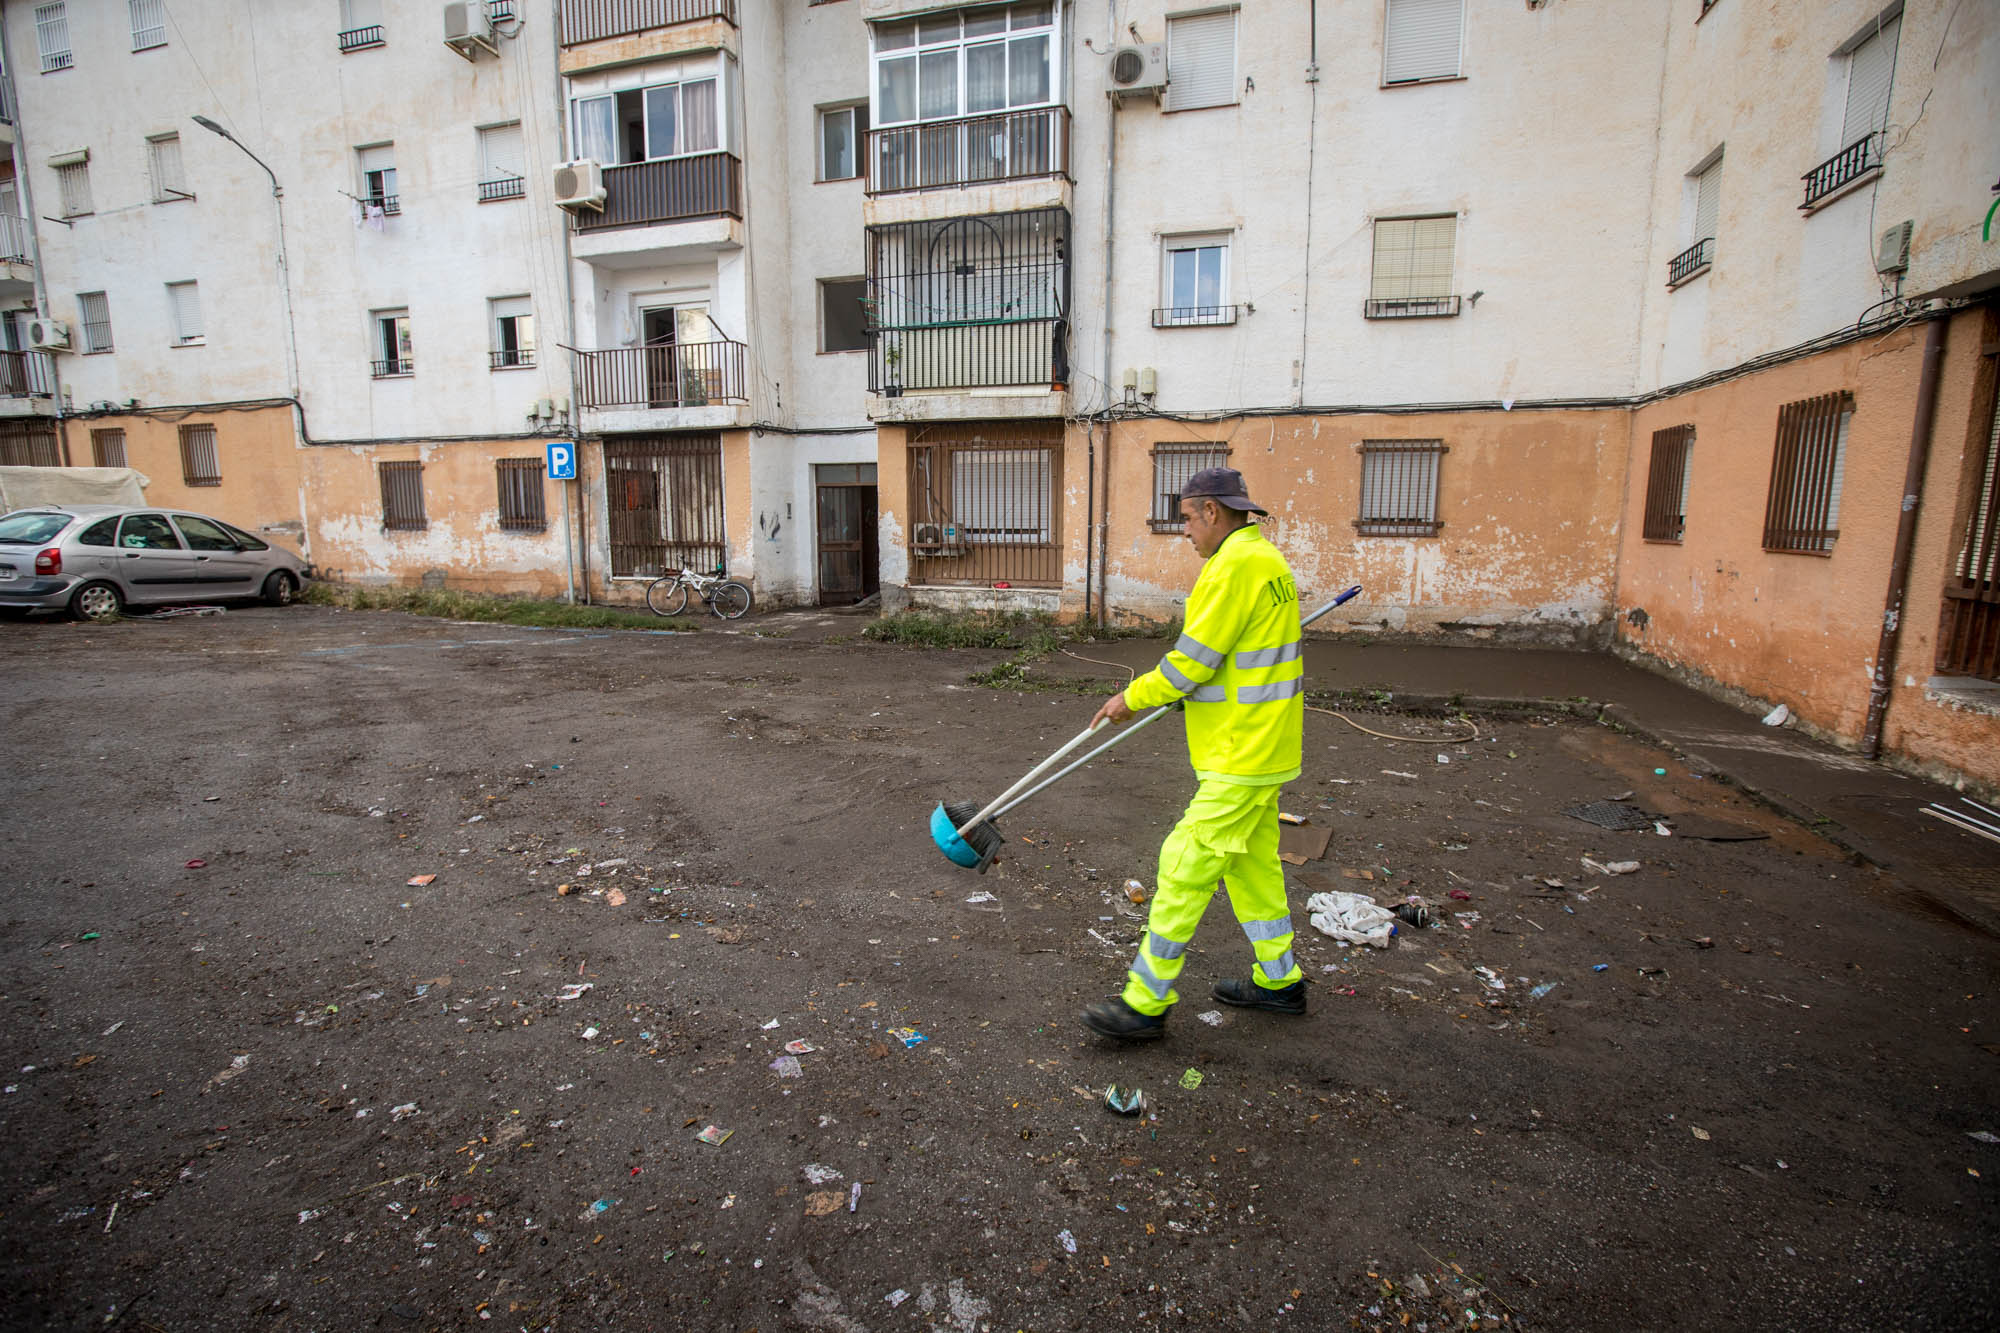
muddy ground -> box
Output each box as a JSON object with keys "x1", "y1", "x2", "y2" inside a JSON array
[{"x1": 1, "y1": 605, "x2": 1995, "y2": 1332}]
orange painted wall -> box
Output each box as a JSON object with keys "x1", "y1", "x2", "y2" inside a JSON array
[{"x1": 60, "y1": 406, "x2": 306, "y2": 550}]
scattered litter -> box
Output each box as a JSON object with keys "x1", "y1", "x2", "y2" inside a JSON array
[
  {"x1": 1691, "y1": 1126, "x2": 1712, "y2": 1141},
  {"x1": 1124, "y1": 880, "x2": 1149, "y2": 904},
  {"x1": 581, "y1": 1198, "x2": 617, "y2": 1219},
  {"x1": 605, "y1": 888, "x2": 627, "y2": 906},
  {"x1": 580, "y1": 1027, "x2": 599, "y2": 1040},
  {"x1": 1447, "y1": 888, "x2": 1472, "y2": 901},
  {"x1": 1392, "y1": 901, "x2": 1431, "y2": 928},
  {"x1": 760, "y1": 1019, "x2": 780, "y2": 1030},
  {"x1": 596, "y1": 858, "x2": 628, "y2": 868},
  {"x1": 1592, "y1": 964, "x2": 1609, "y2": 972},
  {"x1": 1056, "y1": 1229, "x2": 1078, "y2": 1254},
  {"x1": 1087, "y1": 928, "x2": 1118, "y2": 949},
  {"x1": 1436, "y1": 753, "x2": 1450, "y2": 764},
  {"x1": 1529, "y1": 982, "x2": 1559, "y2": 999},
  {"x1": 1762, "y1": 703, "x2": 1790, "y2": 726},
  {"x1": 1654, "y1": 768, "x2": 1668, "y2": 776},
  {"x1": 1473, "y1": 967, "x2": 1506, "y2": 991},
  {"x1": 1341, "y1": 868, "x2": 1375, "y2": 881},
  {"x1": 1195, "y1": 1010, "x2": 1224, "y2": 1027},
  {"x1": 1654, "y1": 821, "x2": 1673, "y2": 837},
  {"x1": 391, "y1": 1102, "x2": 420, "y2": 1121},
  {"x1": 473, "y1": 1229, "x2": 493, "y2": 1246},
  {"x1": 101, "y1": 1021, "x2": 124, "y2": 1036},
  {"x1": 1179, "y1": 1068, "x2": 1204, "y2": 1090},
  {"x1": 1564, "y1": 801, "x2": 1656, "y2": 832},
  {"x1": 849, "y1": 1181, "x2": 862, "y2": 1213},
  {"x1": 184, "y1": 859, "x2": 207, "y2": 869},
  {"x1": 719, "y1": 1194, "x2": 736, "y2": 1209},
  {"x1": 886, "y1": 1289, "x2": 910, "y2": 1308},
  {"x1": 768, "y1": 1056, "x2": 802, "y2": 1079},
  {"x1": 1967, "y1": 1131, "x2": 2000, "y2": 1145},
  {"x1": 1104, "y1": 1084, "x2": 1146, "y2": 1115},
  {"x1": 1304, "y1": 891, "x2": 1398, "y2": 948},
  {"x1": 405, "y1": 874, "x2": 437, "y2": 887},
  {"x1": 204, "y1": 1053, "x2": 250, "y2": 1090},
  {"x1": 784, "y1": 1040, "x2": 817, "y2": 1055},
  {"x1": 802, "y1": 1164, "x2": 844, "y2": 1185},
  {"x1": 1454, "y1": 912, "x2": 1481, "y2": 929},
  {"x1": 1278, "y1": 812, "x2": 1305, "y2": 825},
  {"x1": 696, "y1": 1125, "x2": 733, "y2": 1146},
  {"x1": 1381, "y1": 769, "x2": 1419, "y2": 780},
  {"x1": 556, "y1": 983, "x2": 593, "y2": 1002},
  {"x1": 890, "y1": 1027, "x2": 927, "y2": 1048},
  {"x1": 804, "y1": 1191, "x2": 844, "y2": 1216},
  {"x1": 965, "y1": 891, "x2": 999, "y2": 905}
]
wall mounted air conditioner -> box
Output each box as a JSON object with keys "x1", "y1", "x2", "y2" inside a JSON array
[
  {"x1": 27, "y1": 318, "x2": 70, "y2": 351},
  {"x1": 553, "y1": 160, "x2": 607, "y2": 211},
  {"x1": 443, "y1": 2, "x2": 498, "y2": 60},
  {"x1": 1108, "y1": 43, "x2": 1167, "y2": 103},
  {"x1": 1874, "y1": 219, "x2": 1913, "y2": 275},
  {"x1": 912, "y1": 523, "x2": 966, "y2": 557}
]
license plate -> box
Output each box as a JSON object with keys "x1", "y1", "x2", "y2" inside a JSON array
[{"x1": 0, "y1": 565, "x2": 16, "y2": 580}]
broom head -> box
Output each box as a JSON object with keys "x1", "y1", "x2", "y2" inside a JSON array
[{"x1": 933, "y1": 801, "x2": 1004, "y2": 873}]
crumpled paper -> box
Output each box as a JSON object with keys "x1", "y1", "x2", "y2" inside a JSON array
[{"x1": 1305, "y1": 890, "x2": 1398, "y2": 948}]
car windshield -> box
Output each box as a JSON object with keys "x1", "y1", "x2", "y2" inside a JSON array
[{"x1": 0, "y1": 512, "x2": 74, "y2": 544}]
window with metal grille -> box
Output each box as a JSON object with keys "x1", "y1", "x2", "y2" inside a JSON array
[
  {"x1": 371, "y1": 308, "x2": 412, "y2": 376},
  {"x1": 379, "y1": 460, "x2": 426, "y2": 530},
  {"x1": 78, "y1": 291, "x2": 113, "y2": 353},
  {"x1": 1761, "y1": 391, "x2": 1851, "y2": 554},
  {"x1": 1149, "y1": 443, "x2": 1230, "y2": 531},
  {"x1": 178, "y1": 423, "x2": 221, "y2": 485},
  {"x1": 1642, "y1": 425, "x2": 1695, "y2": 543},
  {"x1": 53, "y1": 157, "x2": 91, "y2": 217},
  {"x1": 35, "y1": 3, "x2": 72, "y2": 72},
  {"x1": 906, "y1": 421, "x2": 1062, "y2": 586},
  {"x1": 605, "y1": 436, "x2": 726, "y2": 577},
  {"x1": 477, "y1": 122, "x2": 525, "y2": 200},
  {"x1": 0, "y1": 422, "x2": 62, "y2": 466},
  {"x1": 1165, "y1": 9, "x2": 1236, "y2": 112},
  {"x1": 496, "y1": 458, "x2": 547, "y2": 531},
  {"x1": 129, "y1": 0, "x2": 167, "y2": 50},
  {"x1": 91, "y1": 427, "x2": 126, "y2": 467},
  {"x1": 1383, "y1": 0, "x2": 1463, "y2": 85},
  {"x1": 148, "y1": 133, "x2": 190, "y2": 202},
  {"x1": 820, "y1": 277, "x2": 869, "y2": 353},
  {"x1": 1937, "y1": 360, "x2": 2000, "y2": 680},
  {"x1": 1357, "y1": 441, "x2": 1446, "y2": 536},
  {"x1": 167, "y1": 280, "x2": 203, "y2": 344},
  {"x1": 1367, "y1": 215, "x2": 1458, "y2": 317}
]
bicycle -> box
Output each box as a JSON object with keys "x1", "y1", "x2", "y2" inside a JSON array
[{"x1": 646, "y1": 564, "x2": 754, "y2": 620}]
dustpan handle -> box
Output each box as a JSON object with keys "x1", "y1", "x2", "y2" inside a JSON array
[{"x1": 954, "y1": 719, "x2": 1107, "y2": 837}]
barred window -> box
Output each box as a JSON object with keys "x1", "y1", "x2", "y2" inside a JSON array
[
  {"x1": 379, "y1": 460, "x2": 426, "y2": 530},
  {"x1": 1762, "y1": 392, "x2": 1851, "y2": 554},
  {"x1": 1936, "y1": 365, "x2": 2000, "y2": 680},
  {"x1": 54, "y1": 158, "x2": 91, "y2": 217},
  {"x1": 147, "y1": 133, "x2": 189, "y2": 202},
  {"x1": 1149, "y1": 443, "x2": 1230, "y2": 532},
  {"x1": 129, "y1": 0, "x2": 167, "y2": 51},
  {"x1": 1642, "y1": 425, "x2": 1694, "y2": 543},
  {"x1": 78, "y1": 291, "x2": 113, "y2": 353},
  {"x1": 91, "y1": 428, "x2": 126, "y2": 467},
  {"x1": 35, "y1": 3, "x2": 72, "y2": 72},
  {"x1": 0, "y1": 422, "x2": 61, "y2": 466},
  {"x1": 1357, "y1": 441, "x2": 1446, "y2": 536},
  {"x1": 178, "y1": 423, "x2": 220, "y2": 485},
  {"x1": 496, "y1": 458, "x2": 546, "y2": 531}
]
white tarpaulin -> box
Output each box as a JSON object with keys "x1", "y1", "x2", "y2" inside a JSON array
[
  {"x1": 0, "y1": 466, "x2": 149, "y2": 512},
  {"x1": 1305, "y1": 891, "x2": 1399, "y2": 948}
]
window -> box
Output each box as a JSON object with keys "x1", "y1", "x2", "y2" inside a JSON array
[
  {"x1": 77, "y1": 516, "x2": 118, "y2": 545},
  {"x1": 35, "y1": 3, "x2": 71, "y2": 73},
  {"x1": 1671, "y1": 154, "x2": 1721, "y2": 286},
  {"x1": 1642, "y1": 425, "x2": 1695, "y2": 543},
  {"x1": 1762, "y1": 391, "x2": 1852, "y2": 554},
  {"x1": 78, "y1": 291, "x2": 113, "y2": 353},
  {"x1": 90, "y1": 427, "x2": 126, "y2": 467},
  {"x1": 1150, "y1": 443, "x2": 1230, "y2": 531},
  {"x1": 379, "y1": 460, "x2": 426, "y2": 530},
  {"x1": 496, "y1": 458, "x2": 547, "y2": 531},
  {"x1": 871, "y1": 3, "x2": 1057, "y2": 127},
  {"x1": 1164, "y1": 9, "x2": 1236, "y2": 112},
  {"x1": 118, "y1": 513, "x2": 181, "y2": 548},
  {"x1": 818, "y1": 103, "x2": 867, "y2": 181},
  {"x1": 129, "y1": 0, "x2": 167, "y2": 50},
  {"x1": 1156, "y1": 234, "x2": 1234, "y2": 326},
  {"x1": 1839, "y1": 11, "x2": 1900, "y2": 153},
  {"x1": 371, "y1": 309, "x2": 412, "y2": 376},
  {"x1": 1366, "y1": 215, "x2": 1458, "y2": 317},
  {"x1": 166, "y1": 280, "x2": 203, "y2": 344},
  {"x1": 604, "y1": 436, "x2": 726, "y2": 577},
  {"x1": 1938, "y1": 364, "x2": 2000, "y2": 680},
  {"x1": 1357, "y1": 441, "x2": 1446, "y2": 536},
  {"x1": 148, "y1": 133, "x2": 190, "y2": 203},
  {"x1": 1383, "y1": 0, "x2": 1464, "y2": 85},
  {"x1": 52, "y1": 152, "x2": 91, "y2": 217},
  {"x1": 905, "y1": 423, "x2": 1062, "y2": 586},
  {"x1": 178, "y1": 424, "x2": 221, "y2": 485},
  {"x1": 819, "y1": 277, "x2": 870, "y2": 353},
  {"x1": 358, "y1": 144, "x2": 399, "y2": 215},
  {"x1": 477, "y1": 122, "x2": 525, "y2": 201},
  {"x1": 571, "y1": 70, "x2": 721, "y2": 167},
  {"x1": 339, "y1": 0, "x2": 384, "y2": 50},
  {"x1": 490, "y1": 296, "x2": 534, "y2": 369},
  {"x1": 174, "y1": 514, "x2": 239, "y2": 551}
]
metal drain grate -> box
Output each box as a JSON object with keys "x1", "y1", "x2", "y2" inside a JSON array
[{"x1": 1564, "y1": 801, "x2": 1657, "y2": 832}]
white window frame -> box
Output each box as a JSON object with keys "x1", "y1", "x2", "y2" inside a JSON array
[
  {"x1": 869, "y1": 2, "x2": 1061, "y2": 129},
  {"x1": 148, "y1": 132, "x2": 191, "y2": 203},
  {"x1": 567, "y1": 54, "x2": 732, "y2": 168},
  {"x1": 1164, "y1": 8, "x2": 1238, "y2": 113},
  {"x1": 1158, "y1": 232, "x2": 1232, "y2": 325},
  {"x1": 340, "y1": 0, "x2": 383, "y2": 29},
  {"x1": 489, "y1": 296, "x2": 535, "y2": 369},
  {"x1": 1382, "y1": 0, "x2": 1465, "y2": 87},
  {"x1": 35, "y1": 3, "x2": 72, "y2": 73},
  {"x1": 817, "y1": 103, "x2": 868, "y2": 182},
  {"x1": 371, "y1": 308, "x2": 413, "y2": 375},
  {"x1": 1368, "y1": 213, "x2": 1459, "y2": 313},
  {"x1": 166, "y1": 280, "x2": 203, "y2": 345},
  {"x1": 51, "y1": 151, "x2": 92, "y2": 217},
  {"x1": 129, "y1": 0, "x2": 168, "y2": 51},
  {"x1": 1835, "y1": 4, "x2": 1902, "y2": 153},
  {"x1": 78, "y1": 291, "x2": 112, "y2": 353}
]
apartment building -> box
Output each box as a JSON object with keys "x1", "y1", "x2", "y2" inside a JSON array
[{"x1": 0, "y1": 0, "x2": 1994, "y2": 788}]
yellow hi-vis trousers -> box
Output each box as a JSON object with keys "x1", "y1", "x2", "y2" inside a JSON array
[{"x1": 1121, "y1": 778, "x2": 1304, "y2": 1017}]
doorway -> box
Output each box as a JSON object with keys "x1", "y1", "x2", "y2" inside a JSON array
[
  {"x1": 815, "y1": 463, "x2": 879, "y2": 606},
  {"x1": 639, "y1": 304, "x2": 712, "y2": 408}
]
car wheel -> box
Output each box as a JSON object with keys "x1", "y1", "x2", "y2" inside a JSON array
[
  {"x1": 262, "y1": 571, "x2": 298, "y2": 606},
  {"x1": 69, "y1": 581, "x2": 124, "y2": 622}
]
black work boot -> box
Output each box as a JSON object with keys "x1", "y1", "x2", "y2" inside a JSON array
[
  {"x1": 1081, "y1": 997, "x2": 1167, "y2": 1042},
  {"x1": 1212, "y1": 978, "x2": 1307, "y2": 1015}
]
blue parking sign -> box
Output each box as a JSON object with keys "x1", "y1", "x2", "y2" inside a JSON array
[{"x1": 547, "y1": 441, "x2": 576, "y2": 480}]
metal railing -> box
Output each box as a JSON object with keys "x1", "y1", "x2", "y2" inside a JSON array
[
  {"x1": 558, "y1": 0, "x2": 736, "y2": 46},
  {"x1": 0, "y1": 422, "x2": 59, "y2": 465},
  {"x1": 490, "y1": 348, "x2": 536, "y2": 370},
  {"x1": 1363, "y1": 295, "x2": 1461, "y2": 319},
  {"x1": 605, "y1": 435, "x2": 725, "y2": 577},
  {"x1": 0, "y1": 214, "x2": 32, "y2": 264},
  {"x1": 370, "y1": 357, "x2": 415, "y2": 378},
  {"x1": 573, "y1": 153, "x2": 742, "y2": 233},
  {"x1": 1762, "y1": 390, "x2": 1851, "y2": 553},
  {"x1": 906, "y1": 423, "x2": 1064, "y2": 587},
  {"x1": 338, "y1": 25, "x2": 384, "y2": 51},
  {"x1": 1152, "y1": 305, "x2": 1239, "y2": 328},
  {"x1": 1802, "y1": 132, "x2": 1882, "y2": 209},
  {"x1": 1642, "y1": 424, "x2": 1694, "y2": 542},
  {"x1": 574, "y1": 340, "x2": 747, "y2": 410},
  {"x1": 0, "y1": 77, "x2": 15, "y2": 123},
  {"x1": 1667, "y1": 237, "x2": 1714, "y2": 287},
  {"x1": 487, "y1": 0, "x2": 517, "y2": 20},
  {"x1": 866, "y1": 106, "x2": 1071, "y2": 196},
  {"x1": 479, "y1": 175, "x2": 525, "y2": 202},
  {"x1": 0, "y1": 349, "x2": 55, "y2": 397}
]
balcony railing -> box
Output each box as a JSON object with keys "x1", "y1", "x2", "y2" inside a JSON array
[
  {"x1": 1363, "y1": 295, "x2": 1462, "y2": 319},
  {"x1": 1152, "y1": 305, "x2": 1239, "y2": 328},
  {"x1": 867, "y1": 107, "x2": 1071, "y2": 196},
  {"x1": 0, "y1": 349, "x2": 56, "y2": 397},
  {"x1": 490, "y1": 348, "x2": 536, "y2": 370},
  {"x1": 1667, "y1": 236, "x2": 1714, "y2": 287},
  {"x1": 366, "y1": 193, "x2": 401, "y2": 217},
  {"x1": 0, "y1": 214, "x2": 32, "y2": 265},
  {"x1": 479, "y1": 175, "x2": 526, "y2": 202},
  {"x1": 572, "y1": 153, "x2": 742, "y2": 233},
  {"x1": 1802, "y1": 132, "x2": 1882, "y2": 209},
  {"x1": 0, "y1": 77, "x2": 15, "y2": 123},
  {"x1": 558, "y1": 0, "x2": 736, "y2": 46},
  {"x1": 371, "y1": 357, "x2": 414, "y2": 379},
  {"x1": 575, "y1": 340, "x2": 748, "y2": 410},
  {"x1": 338, "y1": 25, "x2": 384, "y2": 51}
]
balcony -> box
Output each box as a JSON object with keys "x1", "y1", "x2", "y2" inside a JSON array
[
  {"x1": 572, "y1": 153, "x2": 742, "y2": 234},
  {"x1": 0, "y1": 350, "x2": 55, "y2": 398},
  {"x1": 866, "y1": 107, "x2": 1070, "y2": 196},
  {"x1": 490, "y1": 348, "x2": 536, "y2": 370},
  {"x1": 575, "y1": 341, "x2": 747, "y2": 410},
  {"x1": 338, "y1": 25, "x2": 384, "y2": 51},
  {"x1": 1152, "y1": 305, "x2": 1239, "y2": 328},
  {"x1": 370, "y1": 357, "x2": 414, "y2": 379},
  {"x1": 558, "y1": 0, "x2": 736, "y2": 46},
  {"x1": 1667, "y1": 236, "x2": 1714, "y2": 288},
  {"x1": 1802, "y1": 132, "x2": 1882, "y2": 211},
  {"x1": 1363, "y1": 295, "x2": 1462, "y2": 319},
  {"x1": 366, "y1": 192, "x2": 401, "y2": 217},
  {"x1": 479, "y1": 175, "x2": 526, "y2": 203},
  {"x1": 0, "y1": 214, "x2": 32, "y2": 265}
]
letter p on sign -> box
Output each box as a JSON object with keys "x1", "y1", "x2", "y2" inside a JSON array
[{"x1": 547, "y1": 441, "x2": 576, "y2": 480}]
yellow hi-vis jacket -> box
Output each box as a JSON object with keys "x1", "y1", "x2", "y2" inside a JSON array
[{"x1": 1124, "y1": 523, "x2": 1304, "y2": 784}]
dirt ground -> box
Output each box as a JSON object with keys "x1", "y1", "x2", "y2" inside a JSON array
[{"x1": 1, "y1": 605, "x2": 1995, "y2": 1332}]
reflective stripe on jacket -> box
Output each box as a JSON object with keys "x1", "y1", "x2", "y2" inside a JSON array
[{"x1": 1124, "y1": 523, "x2": 1305, "y2": 782}]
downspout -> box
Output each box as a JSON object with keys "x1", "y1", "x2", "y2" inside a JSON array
[
  {"x1": 1297, "y1": 0, "x2": 1318, "y2": 405},
  {"x1": 1096, "y1": 0, "x2": 1119, "y2": 629},
  {"x1": 554, "y1": 13, "x2": 587, "y2": 603},
  {"x1": 1083, "y1": 417, "x2": 1094, "y2": 620},
  {"x1": 1097, "y1": 428, "x2": 1110, "y2": 628},
  {"x1": 1861, "y1": 316, "x2": 1948, "y2": 760}
]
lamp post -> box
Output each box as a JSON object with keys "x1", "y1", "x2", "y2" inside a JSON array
[{"x1": 191, "y1": 116, "x2": 299, "y2": 402}]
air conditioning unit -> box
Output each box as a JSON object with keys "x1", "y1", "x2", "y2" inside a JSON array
[
  {"x1": 27, "y1": 318, "x2": 70, "y2": 351},
  {"x1": 442, "y1": 2, "x2": 498, "y2": 60},
  {"x1": 1874, "y1": 219, "x2": 1913, "y2": 275},
  {"x1": 1108, "y1": 43, "x2": 1167, "y2": 102},
  {"x1": 553, "y1": 159, "x2": 607, "y2": 212},
  {"x1": 911, "y1": 523, "x2": 966, "y2": 557}
]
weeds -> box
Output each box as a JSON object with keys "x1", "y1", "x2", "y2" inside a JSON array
[
  {"x1": 861, "y1": 612, "x2": 1016, "y2": 650},
  {"x1": 304, "y1": 582, "x2": 697, "y2": 632}
]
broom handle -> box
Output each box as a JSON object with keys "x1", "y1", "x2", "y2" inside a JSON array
[
  {"x1": 986, "y1": 584, "x2": 1363, "y2": 821},
  {"x1": 954, "y1": 719, "x2": 1108, "y2": 837}
]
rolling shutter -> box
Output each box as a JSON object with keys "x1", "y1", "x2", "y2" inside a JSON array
[
  {"x1": 1693, "y1": 158, "x2": 1721, "y2": 244},
  {"x1": 1384, "y1": 0, "x2": 1463, "y2": 84},
  {"x1": 1165, "y1": 10, "x2": 1236, "y2": 112},
  {"x1": 1840, "y1": 15, "x2": 1900, "y2": 148}
]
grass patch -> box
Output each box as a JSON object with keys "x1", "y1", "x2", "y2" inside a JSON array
[
  {"x1": 303, "y1": 582, "x2": 698, "y2": 632},
  {"x1": 862, "y1": 611, "x2": 1020, "y2": 650}
]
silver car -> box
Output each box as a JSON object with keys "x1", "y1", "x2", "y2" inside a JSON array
[{"x1": 0, "y1": 504, "x2": 309, "y2": 621}]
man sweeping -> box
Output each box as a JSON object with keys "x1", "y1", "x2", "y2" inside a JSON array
[{"x1": 1081, "y1": 467, "x2": 1307, "y2": 1041}]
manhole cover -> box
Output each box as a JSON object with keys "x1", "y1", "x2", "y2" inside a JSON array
[{"x1": 1563, "y1": 801, "x2": 1657, "y2": 832}]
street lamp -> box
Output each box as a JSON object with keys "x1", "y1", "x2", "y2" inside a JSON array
[{"x1": 191, "y1": 115, "x2": 299, "y2": 401}]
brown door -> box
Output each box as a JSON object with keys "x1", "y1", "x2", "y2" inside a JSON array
[{"x1": 816, "y1": 481, "x2": 879, "y2": 605}]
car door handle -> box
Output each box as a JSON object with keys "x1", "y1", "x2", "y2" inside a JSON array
[{"x1": 194, "y1": 555, "x2": 211, "y2": 561}]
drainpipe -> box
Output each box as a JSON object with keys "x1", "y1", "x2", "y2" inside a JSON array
[
  {"x1": 1097, "y1": 427, "x2": 1111, "y2": 629},
  {"x1": 1096, "y1": 1, "x2": 1119, "y2": 629},
  {"x1": 1861, "y1": 316, "x2": 1948, "y2": 760},
  {"x1": 1083, "y1": 417, "x2": 1095, "y2": 621}
]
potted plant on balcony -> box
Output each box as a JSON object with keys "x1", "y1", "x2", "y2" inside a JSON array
[{"x1": 882, "y1": 341, "x2": 903, "y2": 398}]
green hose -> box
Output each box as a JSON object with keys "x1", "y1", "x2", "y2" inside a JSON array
[{"x1": 1986, "y1": 194, "x2": 2000, "y2": 243}]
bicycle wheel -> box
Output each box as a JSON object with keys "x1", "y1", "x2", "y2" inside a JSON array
[
  {"x1": 712, "y1": 581, "x2": 753, "y2": 620},
  {"x1": 646, "y1": 575, "x2": 689, "y2": 616}
]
